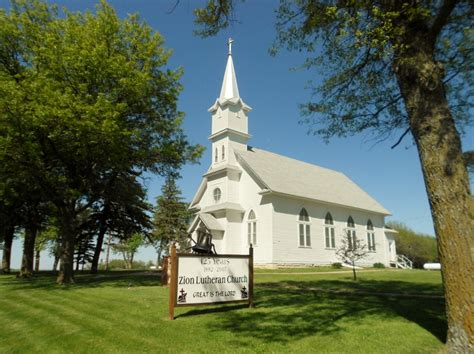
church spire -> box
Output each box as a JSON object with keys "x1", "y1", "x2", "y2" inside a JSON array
[{"x1": 219, "y1": 38, "x2": 240, "y2": 101}]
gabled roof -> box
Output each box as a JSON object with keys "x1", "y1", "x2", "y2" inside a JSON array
[
  {"x1": 235, "y1": 147, "x2": 391, "y2": 215},
  {"x1": 199, "y1": 213, "x2": 225, "y2": 231},
  {"x1": 188, "y1": 213, "x2": 224, "y2": 234},
  {"x1": 202, "y1": 202, "x2": 245, "y2": 213}
]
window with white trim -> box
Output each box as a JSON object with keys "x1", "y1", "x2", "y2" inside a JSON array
[
  {"x1": 214, "y1": 147, "x2": 218, "y2": 163},
  {"x1": 247, "y1": 210, "x2": 257, "y2": 246},
  {"x1": 347, "y1": 216, "x2": 356, "y2": 250},
  {"x1": 367, "y1": 219, "x2": 376, "y2": 251},
  {"x1": 213, "y1": 188, "x2": 221, "y2": 203},
  {"x1": 298, "y1": 208, "x2": 311, "y2": 247},
  {"x1": 324, "y1": 212, "x2": 336, "y2": 249}
]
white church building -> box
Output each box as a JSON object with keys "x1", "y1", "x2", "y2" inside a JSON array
[{"x1": 188, "y1": 42, "x2": 397, "y2": 267}]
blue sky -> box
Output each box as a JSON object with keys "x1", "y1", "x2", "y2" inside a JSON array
[{"x1": 3, "y1": 0, "x2": 473, "y2": 269}]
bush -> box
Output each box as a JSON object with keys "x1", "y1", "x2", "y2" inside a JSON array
[
  {"x1": 332, "y1": 262, "x2": 342, "y2": 269},
  {"x1": 98, "y1": 259, "x2": 152, "y2": 270},
  {"x1": 386, "y1": 221, "x2": 438, "y2": 268},
  {"x1": 373, "y1": 262, "x2": 385, "y2": 268}
]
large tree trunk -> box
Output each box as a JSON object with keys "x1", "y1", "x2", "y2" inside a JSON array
[
  {"x1": 34, "y1": 249, "x2": 40, "y2": 272},
  {"x1": 57, "y1": 207, "x2": 77, "y2": 284},
  {"x1": 19, "y1": 224, "x2": 37, "y2": 278},
  {"x1": 395, "y1": 43, "x2": 474, "y2": 352},
  {"x1": 352, "y1": 261, "x2": 357, "y2": 281},
  {"x1": 104, "y1": 234, "x2": 112, "y2": 271},
  {"x1": 90, "y1": 207, "x2": 109, "y2": 274},
  {"x1": 52, "y1": 255, "x2": 59, "y2": 272},
  {"x1": 1, "y1": 225, "x2": 15, "y2": 274},
  {"x1": 156, "y1": 247, "x2": 162, "y2": 269}
]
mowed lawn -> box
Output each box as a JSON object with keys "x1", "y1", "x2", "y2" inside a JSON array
[{"x1": 0, "y1": 269, "x2": 445, "y2": 353}]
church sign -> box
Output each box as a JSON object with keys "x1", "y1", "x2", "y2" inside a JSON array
[{"x1": 169, "y1": 245, "x2": 254, "y2": 320}]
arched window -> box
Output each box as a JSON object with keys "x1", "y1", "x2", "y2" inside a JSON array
[
  {"x1": 298, "y1": 208, "x2": 311, "y2": 247},
  {"x1": 222, "y1": 145, "x2": 225, "y2": 160},
  {"x1": 347, "y1": 216, "x2": 356, "y2": 250},
  {"x1": 367, "y1": 219, "x2": 376, "y2": 251},
  {"x1": 215, "y1": 147, "x2": 218, "y2": 163},
  {"x1": 324, "y1": 212, "x2": 335, "y2": 249},
  {"x1": 213, "y1": 188, "x2": 221, "y2": 203},
  {"x1": 247, "y1": 210, "x2": 257, "y2": 246},
  {"x1": 347, "y1": 216, "x2": 355, "y2": 228}
]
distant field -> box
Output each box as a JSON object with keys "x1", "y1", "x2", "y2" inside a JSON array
[{"x1": 0, "y1": 269, "x2": 445, "y2": 353}]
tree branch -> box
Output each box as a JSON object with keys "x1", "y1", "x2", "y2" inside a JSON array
[
  {"x1": 429, "y1": 0, "x2": 460, "y2": 42},
  {"x1": 391, "y1": 128, "x2": 411, "y2": 149},
  {"x1": 166, "y1": 0, "x2": 180, "y2": 14}
]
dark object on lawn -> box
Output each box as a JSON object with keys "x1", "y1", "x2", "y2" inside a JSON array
[
  {"x1": 332, "y1": 262, "x2": 342, "y2": 269},
  {"x1": 373, "y1": 262, "x2": 385, "y2": 269}
]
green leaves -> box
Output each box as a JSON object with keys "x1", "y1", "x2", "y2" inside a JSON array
[
  {"x1": 0, "y1": 0, "x2": 201, "y2": 203},
  {"x1": 0, "y1": 1, "x2": 202, "y2": 281},
  {"x1": 151, "y1": 175, "x2": 191, "y2": 257}
]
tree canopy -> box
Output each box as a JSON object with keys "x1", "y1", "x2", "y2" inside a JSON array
[
  {"x1": 387, "y1": 221, "x2": 438, "y2": 268},
  {"x1": 193, "y1": 1, "x2": 473, "y2": 351},
  {"x1": 150, "y1": 174, "x2": 191, "y2": 265},
  {"x1": 0, "y1": 0, "x2": 202, "y2": 283}
]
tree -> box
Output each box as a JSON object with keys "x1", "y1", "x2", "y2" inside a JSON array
[
  {"x1": 0, "y1": 1, "x2": 202, "y2": 284},
  {"x1": 194, "y1": 1, "x2": 473, "y2": 350},
  {"x1": 33, "y1": 223, "x2": 59, "y2": 272},
  {"x1": 0, "y1": 202, "x2": 18, "y2": 274},
  {"x1": 111, "y1": 232, "x2": 144, "y2": 269},
  {"x1": 89, "y1": 173, "x2": 152, "y2": 274},
  {"x1": 150, "y1": 175, "x2": 191, "y2": 266},
  {"x1": 387, "y1": 221, "x2": 438, "y2": 268},
  {"x1": 336, "y1": 229, "x2": 369, "y2": 281}
]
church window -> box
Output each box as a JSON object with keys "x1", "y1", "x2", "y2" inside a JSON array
[
  {"x1": 213, "y1": 188, "x2": 221, "y2": 203},
  {"x1": 298, "y1": 208, "x2": 311, "y2": 247},
  {"x1": 347, "y1": 216, "x2": 356, "y2": 250},
  {"x1": 324, "y1": 212, "x2": 335, "y2": 249},
  {"x1": 247, "y1": 210, "x2": 257, "y2": 246},
  {"x1": 215, "y1": 148, "x2": 218, "y2": 163},
  {"x1": 367, "y1": 220, "x2": 376, "y2": 251},
  {"x1": 222, "y1": 145, "x2": 225, "y2": 160}
]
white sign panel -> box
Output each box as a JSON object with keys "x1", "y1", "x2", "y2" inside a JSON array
[{"x1": 176, "y1": 255, "x2": 250, "y2": 305}]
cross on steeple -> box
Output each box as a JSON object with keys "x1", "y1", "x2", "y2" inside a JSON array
[{"x1": 228, "y1": 38, "x2": 234, "y2": 55}]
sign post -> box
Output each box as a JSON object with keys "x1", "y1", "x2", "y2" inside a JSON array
[
  {"x1": 169, "y1": 243, "x2": 178, "y2": 320},
  {"x1": 169, "y1": 245, "x2": 254, "y2": 320}
]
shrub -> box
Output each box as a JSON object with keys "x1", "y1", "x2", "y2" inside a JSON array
[
  {"x1": 373, "y1": 262, "x2": 385, "y2": 268},
  {"x1": 99, "y1": 259, "x2": 151, "y2": 270},
  {"x1": 332, "y1": 262, "x2": 342, "y2": 269}
]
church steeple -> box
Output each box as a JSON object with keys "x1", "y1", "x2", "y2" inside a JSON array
[
  {"x1": 219, "y1": 38, "x2": 240, "y2": 101},
  {"x1": 208, "y1": 39, "x2": 252, "y2": 167}
]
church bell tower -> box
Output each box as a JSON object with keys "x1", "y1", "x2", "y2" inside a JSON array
[{"x1": 208, "y1": 38, "x2": 252, "y2": 168}]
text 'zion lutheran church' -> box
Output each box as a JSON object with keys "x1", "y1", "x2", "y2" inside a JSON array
[{"x1": 188, "y1": 40, "x2": 398, "y2": 267}]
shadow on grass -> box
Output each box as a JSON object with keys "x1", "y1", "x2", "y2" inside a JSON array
[
  {"x1": 1, "y1": 271, "x2": 446, "y2": 346},
  {"x1": 175, "y1": 303, "x2": 249, "y2": 319},
  {"x1": 0, "y1": 270, "x2": 162, "y2": 290},
  {"x1": 198, "y1": 279, "x2": 446, "y2": 347}
]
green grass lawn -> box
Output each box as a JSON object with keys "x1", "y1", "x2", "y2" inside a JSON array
[
  {"x1": 254, "y1": 266, "x2": 350, "y2": 273},
  {"x1": 0, "y1": 269, "x2": 445, "y2": 353}
]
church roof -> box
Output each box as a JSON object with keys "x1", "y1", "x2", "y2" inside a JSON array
[
  {"x1": 198, "y1": 213, "x2": 225, "y2": 231},
  {"x1": 208, "y1": 44, "x2": 251, "y2": 113},
  {"x1": 220, "y1": 53, "x2": 239, "y2": 101},
  {"x1": 187, "y1": 213, "x2": 224, "y2": 234},
  {"x1": 235, "y1": 147, "x2": 391, "y2": 215}
]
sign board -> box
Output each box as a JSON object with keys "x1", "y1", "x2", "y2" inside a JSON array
[{"x1": 169, "y1": 245, "x2": 253, "y2": 319}]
